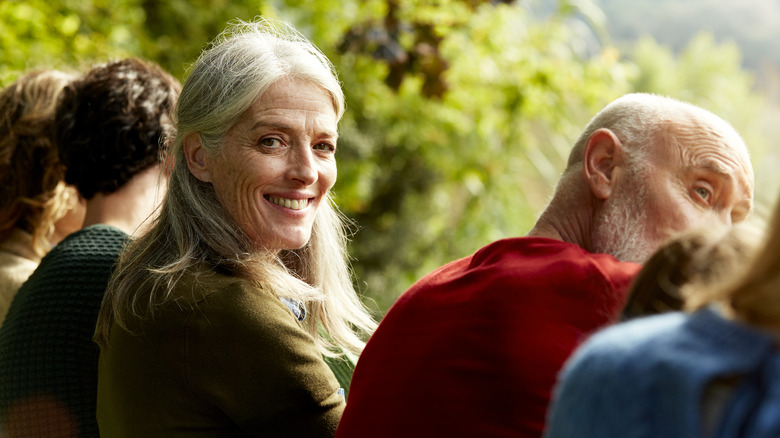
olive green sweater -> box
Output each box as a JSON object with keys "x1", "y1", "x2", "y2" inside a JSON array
[{"x1": 97, "y1": 269, "x2": 345, "y2": 437}]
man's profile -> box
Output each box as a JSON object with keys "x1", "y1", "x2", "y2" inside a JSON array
[{"x1": 336, "y1": 93, "x2": 754, "y2": 438}]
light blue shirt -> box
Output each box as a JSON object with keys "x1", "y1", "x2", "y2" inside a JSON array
[{"x1": 545, "y1": 308, "x2": 780, "y2": 438}]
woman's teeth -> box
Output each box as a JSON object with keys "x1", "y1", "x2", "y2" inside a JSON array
[{"x1": 267, "y1": 196, "x2": 308, "y2": 210}]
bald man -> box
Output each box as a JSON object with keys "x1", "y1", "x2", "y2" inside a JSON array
[{"x1": 336, "y1": 94, "x2": 754, "y2": 438}]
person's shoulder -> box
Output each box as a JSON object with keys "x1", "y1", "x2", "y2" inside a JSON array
[
  {"x1": 547, "y1": 314, "x2": 687, "y2": 438},
  {"x1": 586, "y1": 312, "x2": 689, "y2": 349},
  {"x1": 395, "y1": 237, "x2": 636, "y2": 305},
  {"x1": 46, "y1": 224, "x2": 128, "y2": 256},
  {"x1": 179, "y1": 272, "x2": 316, "y2": 365},
  {"x1": 566, "y1": 312, "x2": 689, "y2": 373},
  {"x1": 587, "y1": 309, "x2": 776, "y2": 365},
  {"x1": 178, "y1": 270, "x2": 295, "y2": 328},
  {"x1": 391, "y1": 253, "x2": 473, "y2": 306},
  {"x1": 561, "y1": 243, "x2": 642, "y2": 280},
  {"x1": 556, "y1": 243, "x2": 642, "y2": 294},
  {"x1": 0, "y1": 228, "x2": 39, "y2": 263},
  {"x1": 74, "y1": 224, "x2": 130, "y2": 244},
  {"x1": 205, "y1": 275, "x2": 286, "y2": 310},
  {"x1": 471, "y1": 236, "x2": 573, "y2": 260},
  {"x1": 0, "y1": 250, "x2": 37, "y2": 281},
  {"x1": 486, "y1": 237, "x2": 641, "y2": 291},
  {"x1": 472, "y1": 237, "x2": 638, "y2": 271}
]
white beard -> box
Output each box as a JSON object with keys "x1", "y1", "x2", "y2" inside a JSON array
[{"x1": 591, "y1": 182, "x2": 655, "y2": 263}]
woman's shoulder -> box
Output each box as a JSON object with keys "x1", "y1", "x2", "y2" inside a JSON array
[
  {"x1": 173, "y1": 270, "x2": 322, "y2": 375},
  {"x1": 588, "y1": 312, "x2": 689, "y2": 349},
  {"x1": 564, "y1": 313, "x2": 690, "y2": 376},
  {"x1": 171, "y1": 268, "x2": 300, "y2": 334},
  {"x1": 567, "y1": 308, "x2": 775, "y2": 380},
  {"x1": 171, "y1": 268, "x2": 272, "y2": 303}
]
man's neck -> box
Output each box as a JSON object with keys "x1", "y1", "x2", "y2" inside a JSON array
[
  {"x1": 81, "y1": 165, "x2": 165, "y2": 237},
  {"x1": 526, "y1": 204, "x2": 594, "y2": 251}
]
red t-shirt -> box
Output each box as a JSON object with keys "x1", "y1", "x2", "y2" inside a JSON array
[{"x1": 337, "y1": 237, "x2": 641, "y2": 438}]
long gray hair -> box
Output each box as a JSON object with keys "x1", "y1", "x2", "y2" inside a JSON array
[{"x1": 95, "y1": 18, "x2": 376, "y2": 355}]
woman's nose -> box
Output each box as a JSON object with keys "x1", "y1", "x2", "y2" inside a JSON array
[{"x1": 287, "y1": 146, "x2": 318, "y2": 185}]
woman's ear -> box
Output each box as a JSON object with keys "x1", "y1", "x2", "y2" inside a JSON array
[
  {"x1": 183, "y1": 134, "x2": 212, "y2": 182},
  {"x1": 583, "y1": 128, "x2": 624, "y2": 200}
]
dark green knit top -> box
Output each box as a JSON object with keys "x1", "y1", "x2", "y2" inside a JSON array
[{"x1": 0, "y1": 225, "x2": 129, "y2": 438}]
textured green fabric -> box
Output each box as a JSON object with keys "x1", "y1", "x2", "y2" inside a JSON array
[
  {"x1": 97, "y1": 267, "x2": 345, "y2": 437},
  {"x1": 0, "y1": 225, "x2": 128, "y2": 438},
  {"x1": 324, "y1": 350, "x2": 357, "y2": 400}
]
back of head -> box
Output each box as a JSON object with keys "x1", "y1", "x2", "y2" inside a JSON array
[
  {"x1": 710, "y1": 196, "x2": 780, "y2": 328},
  {"x1": 0, "y1": 69, "x2": 78, "y2": 254},
  {"x1": 623, "y1": 223, "x2": 761, "y2": 320},
  {"x1": 55, "y1": 58, "x2": 181, "y2": 200}
]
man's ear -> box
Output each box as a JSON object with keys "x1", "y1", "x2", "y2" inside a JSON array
[
  {"x1": 583, "y1": 128, "x2": 623, "y2": 200},
  {"x1": 182, "y1": 134, "x2": 212, "y2": 183}
]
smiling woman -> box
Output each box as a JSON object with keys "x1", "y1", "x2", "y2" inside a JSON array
[
  {"x1": 184, "y1": 77, "x2": 338, "y2": 251},
  {"x1": 92, "y1": 18, "x2": 376, "y2": 437}
]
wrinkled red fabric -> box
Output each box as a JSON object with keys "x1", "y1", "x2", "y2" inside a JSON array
[{"x1": 337, "y1": 237, "x2": 641, "y2": 438}]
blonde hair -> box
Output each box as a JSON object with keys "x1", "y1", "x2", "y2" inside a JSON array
[
  {"x1": 686, "y1": 200, "x2": 780, "y2": 328},
  {"x1": 0, "y1": 69, "x2": 79, "y2": 256},
  {"x1": 94, "y1": 18, "x2": 376, "y2": 356},
  {"x1": 623, "y1": 223, "x2": 761, "y2": 319}
]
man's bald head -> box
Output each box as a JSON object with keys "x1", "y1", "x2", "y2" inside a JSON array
[
  {"x1": 535, "y1": 93, "x2": 755, "y2": 263},
  {"x1": 565, "y1": 94, "x2": 751, "y2": 186}
]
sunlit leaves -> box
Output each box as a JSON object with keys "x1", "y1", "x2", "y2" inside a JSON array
[
  {"x1": 328, "y1": 1, "x2": 637, "y2": 310},
  {"x1": 1, "y1": 0, "x2": 771, "y2": 313},
  {"x1": 0, "y1": 0, "x2": 140, "y2": 83}
]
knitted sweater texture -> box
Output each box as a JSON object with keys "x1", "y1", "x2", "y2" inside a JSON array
[{"x1": 0, "y1": 225, "x2": 128, "y2": 438}]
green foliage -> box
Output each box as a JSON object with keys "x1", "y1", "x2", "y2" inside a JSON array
[
  {"x1": 138, "y1": 0, "x2": 268, "y2": 78},
  {"x1": 630, "y1": 33, "x2": 761, "y2": 129},
  {"x1": 0, "y1": 0, "x2": 142, "y2": 83},
  {"x1": 1, "y1": 0, "x2": 772, "y2": 314},
  {"x1": 331, "y1": 2, "x2": 634, "y2": 311}
]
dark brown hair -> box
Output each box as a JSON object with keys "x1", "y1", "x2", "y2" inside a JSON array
[{"x1": 55, "y1": 58, "x2": 181, "y2": 199}]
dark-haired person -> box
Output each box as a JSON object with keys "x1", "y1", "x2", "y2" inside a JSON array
[
  {"x1": 0, "y1": 58, "x2": 180, "y2": 438},
  {"x1": 0, "y1": 69, "x2": 86, "y2": 325}
]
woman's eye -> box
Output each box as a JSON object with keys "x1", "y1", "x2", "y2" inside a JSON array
[
  {"x1": 694, "y1": 187, "x2": 712, "y2": 202},
  {"x1": 259, "y1": 138, "x2": 281, "y2": 148}
]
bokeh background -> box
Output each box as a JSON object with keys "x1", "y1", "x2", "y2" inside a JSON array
[{"x1": 4, "y1": 0, "x2": 779, "y2": 315}]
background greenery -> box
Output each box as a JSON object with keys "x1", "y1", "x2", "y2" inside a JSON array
[{"x1": 3, "y1": 0, "x2": 778, "y2": 314}]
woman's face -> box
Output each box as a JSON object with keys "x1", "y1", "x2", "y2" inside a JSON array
[{"x1": 191, "y1": 78, "x2": 338, "y2": 251}]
